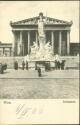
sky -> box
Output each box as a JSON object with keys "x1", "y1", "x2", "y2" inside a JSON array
[{"x1": 0, "y1": 1, "x2": 79, "y2": 43}]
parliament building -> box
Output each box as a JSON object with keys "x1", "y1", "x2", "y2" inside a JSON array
[{"x1": 10, "y1": 12, "x2": 73, "y2": 56}]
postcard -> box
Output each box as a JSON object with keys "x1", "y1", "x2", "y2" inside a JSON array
[{"x1": 0, "y1": 1, "x2": 79, "y2": 124}]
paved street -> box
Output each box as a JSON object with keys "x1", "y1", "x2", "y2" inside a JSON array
[
  {"x1": 0, "y1": 69, "x2": 79, "y2": 99},
  {"x1": 0, "y1": 68, "x2": 79, "y2": 78}
]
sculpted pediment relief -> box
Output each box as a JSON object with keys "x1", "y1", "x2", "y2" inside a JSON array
[{"x1": 10, "y1": 13, "x2": 72, "y2": 26}]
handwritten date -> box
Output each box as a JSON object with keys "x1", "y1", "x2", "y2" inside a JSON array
[{"x1": 16, "y1": 104, "x2": 44, "y2": 119}]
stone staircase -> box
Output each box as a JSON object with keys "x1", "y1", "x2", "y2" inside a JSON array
[
  {"x1": 0, "y1": 56, "x2": 79, "y2": 69},
  {"x1": 61, "y1": 56, "x2": 79, "y2": 69}
]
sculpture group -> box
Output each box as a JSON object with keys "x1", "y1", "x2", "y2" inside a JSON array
[{"x1": 25, "y1": 13, "x2": 55, "y2": 61}]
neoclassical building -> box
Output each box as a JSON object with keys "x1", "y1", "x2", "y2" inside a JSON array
[
  {"x1": 10, "y1": 12, "x2": 72, "y2": 56},
  {"x1": 0, "y1": 41, "x2": 12, "y2": 56}
]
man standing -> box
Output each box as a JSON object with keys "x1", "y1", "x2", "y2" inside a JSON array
[
  {"x1": 61, "y1": 60, "x2": 65, "y2": 70},
  {"x1": 35, "y1": 62, "x2": 37, "y2": 70},
  {"x1": 14, "y1": 61, "x2": 18, "y2": 70},
  {"x1": 26, "y1": 61, "x2": 28, "y2": 70},
  {"x1": 38, "y1": 67, "x2": 41, "y2": 77},
  {"x1": 22, "y1": 60, "x2": 25, "y2": 70}
]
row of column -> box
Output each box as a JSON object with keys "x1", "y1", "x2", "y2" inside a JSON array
[
  {"x1": 19, "y1": 31, "x2": 31, "y2": 56},
  {"x1": 51, "y1": 30, "x2": 70, "y2": 55},
  {"x1": 19, "y1": 31, "x2": 38, "y2": 56},
  {"x1": 13, "y1": 30, "x2": 70, "y2": 56}
]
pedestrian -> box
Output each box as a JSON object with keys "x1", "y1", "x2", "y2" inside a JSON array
[
  {"x1": 35, "y1": 62, "x2": 37, "y2": 70},
  {"x1": 0, "y1": 63, "x2": 3, "y2": 74},
  {"x1": 26, "y1": 61, "x2": 28, "y2": 70},
  {"x1": 14, "y1": 61, "x2": 18, "y2": 70},
  {"x1": 38, "y1": 67, "x2": 41, "y2": 77},
  {"x1": 55, "y1": 60, "x2": 58, "y2": 70},
  {"x1": 57, "y1": 61, "x2": 60, "y2": 69},
  {"x1": 61, "y1": 60, "x2": 65, "y2": 70},
  {"x1": 22, "y1": 60, "x2": 25, "y2": 70}
]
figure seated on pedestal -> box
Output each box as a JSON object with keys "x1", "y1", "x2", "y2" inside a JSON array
[
  {"x1": 44, "y1": 41, "x2": 52, "y2": 51},
  {"x1": 31, "y1": 42, "x2": 39, "y2": 54}
]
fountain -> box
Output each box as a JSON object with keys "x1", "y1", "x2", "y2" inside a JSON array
[{"x1": 24, "y1": 13, "x2": 60, "y2": 62}]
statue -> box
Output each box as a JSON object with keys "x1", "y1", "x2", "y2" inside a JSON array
[
  {"x1": 38, "y1": 15, "x2": 44, "y2": 37},
  {"x1": 38, "y1": 13, "x2": 45, "y2": 48},
  {"x1": 25, "y1": 13, "x2": 56, "y2": 61}
]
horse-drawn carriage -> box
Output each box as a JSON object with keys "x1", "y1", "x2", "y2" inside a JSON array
[{"x1": 0, "y1": 63, "x2": 7, "y2": 74}]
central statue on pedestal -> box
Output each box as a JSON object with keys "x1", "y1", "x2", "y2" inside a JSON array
[
  {"x1": 25, "y1": 12, "x2": 55, "y2": 61},
  {"x1": 38, "y1": 12, "x2": 45, "y2": 49}
]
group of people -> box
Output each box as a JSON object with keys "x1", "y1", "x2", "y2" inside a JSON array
[
  {"x1": 14, "y1": 59, "x2": 65, "y2": 77},
  {"x1": 55, "y1": 60, "x2": 65, "y2": 70},
  {"x1": 0, "y1": 57, "x2": 65, "y2": 76},
  {"x1": 54, "y1": 54, "x2": 66, "y2": 70},
  {"x1": 14, "y1": 60, "x2": 28, "y2": 70},
  {"x1": 14, "y1": 60, "x2": 42, "y2": 77}
]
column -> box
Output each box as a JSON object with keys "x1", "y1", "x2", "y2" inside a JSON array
[
  {"x1": 36, "y1": 31, "x2": 38, "y2": 45},
  {"x1": 12, "y1": 31, "x2": 16, "y2": 56},
  {"x1": 28, "y1": 31, "x2": 30, "y2": 54},
  {"x1": 67, "y1": 30, "x2": 70, "y2": 55},
  {"x1": 51, "y1": 31, "x2": 54, "y2": 54},
  {"x1": 3, "y1": 47, "x2": 5, "y2": 55},
  {"x1": 22, "y1": 43, "x2": 24, "y2": 56},
  {"x1": 44, "y1": 31, "x2": 46, "y2": 44},
  {"x1": 19, "y1": 31, "x2": 23, "y2": 56},
  {"x1": 10, "y1": 47, "x2": 12, "y2": 56},
  {"x1": 59, "y1": 31, "x2": 62, "y2": 55}
]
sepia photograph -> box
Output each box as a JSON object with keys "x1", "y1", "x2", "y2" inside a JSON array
[{"x1": 0, "y1": 1, "x2": 79, "y2": 100}]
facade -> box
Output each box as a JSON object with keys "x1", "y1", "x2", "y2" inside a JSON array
[
  {"x1": 0, "y1": 41, "x2": 79, "y2": 57},
  {"x1": 70, "y1": 43, "x2": 80, "y2": 55},
  {"x1": 0, "y1": 41, "x2": 12, "y2": 56},
  {"x1": 10, "y1": 12, "x2": 72, "y2": 56}
]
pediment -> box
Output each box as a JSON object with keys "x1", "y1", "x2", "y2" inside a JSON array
[{"x1": 10, "y1": 15, "x2": 72, "y2": 26}]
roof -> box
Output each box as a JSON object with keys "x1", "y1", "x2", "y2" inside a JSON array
[
  {"x1": 70, "y1": 43, "x2": 80, "y2": 46},
  {"x1": 0, "y1": 42, "x2": 12, "y2": 48},
  {"x1": 10, "y1": 13, "x2": 73, "y2": 26}
]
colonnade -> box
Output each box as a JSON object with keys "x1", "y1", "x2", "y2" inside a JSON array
[
  {"x1": 13, "y1": 30, "x2": 70, "y2": 56},
  {"x1": 51, "y1": 30, "x2": 70, "y2": 55}
]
